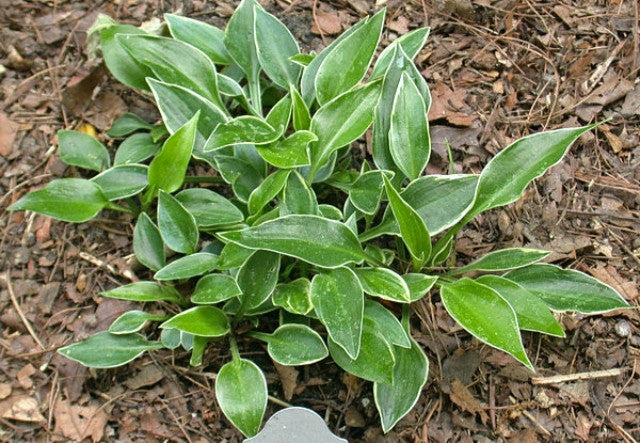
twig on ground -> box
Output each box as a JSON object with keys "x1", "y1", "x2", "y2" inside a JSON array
[
  {"x1": 580, "y1": 39, "x2": 626, "y2": 95},
  {"x1": 311, "y1": 0, "x2": 326, "y2": 44},
  {"x1": 268, "y1": 395, "x2": 293, "y2": 408},
  {"x1": 521, "y1": 409, "x2": 551, "y2": 437},
  {"x1": 0, "y1": 272, "x2": 45, "y2": 349},
  {"x1": 599, "y1": 220, "x2": 640, "y2": 269},
  {"x1": 158, "y1": 398, "x2": 193, "y2": 443},
  {"x1": 606, "y1": 360, "x2": 638, "y2": 443},
  {"x1": 531, "y1": 368, "x2": 626, "y2": 385},
  {"x1": 78, "y1": 251, "x2": 137, "y2": 282}
]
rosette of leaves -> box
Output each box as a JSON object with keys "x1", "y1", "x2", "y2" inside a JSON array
[{"x1": 9, "y1": 0, "x2": 629, "y2": 436}]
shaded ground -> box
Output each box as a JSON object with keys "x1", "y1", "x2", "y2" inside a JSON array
[{"x1": 1, "y1": 0, "x2": 639, "y2": 441}]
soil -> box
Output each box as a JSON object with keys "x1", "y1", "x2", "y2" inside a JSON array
[{"x1": 1, "y1": 0, "x2": 639, "y2": 441}]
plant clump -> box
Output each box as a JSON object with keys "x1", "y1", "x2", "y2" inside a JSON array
[{"x1": 9, "y1": 0, "x2": 629, "y2": 437}]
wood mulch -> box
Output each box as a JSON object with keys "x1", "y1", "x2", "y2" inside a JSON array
[{"x1": 1, "y1": 0, "x2": 638, "y2": 441}]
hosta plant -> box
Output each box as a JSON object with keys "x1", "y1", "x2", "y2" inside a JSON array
[{"x1": 9, "y1": 1, "x2": 629, "y2": 436}]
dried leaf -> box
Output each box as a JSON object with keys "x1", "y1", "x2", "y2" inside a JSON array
[
  {"x1": 311, "y1": 12, "x2": 343, "y2": 35},
  {"x1": 0, "y1": 111, "x2": 19, "y2": 157},
  {"x1": 17, "y1": 363, "x2": 36, "y2": 389},
  {"x1": 588, "y1": 263, "x2": 638, "y2": 301},
  {"x1": 125, "y1": 365, "x2": 165, "y2": 390},
  {"x1": 429, "y1": 82, "x2": 476, "y2": 126},
  {"x1": 2, "y1": 396, "x2": 45, "y2": 422},
  {"x1": 54, "y1": 397, "x2": 108, "y2": 442},
  {"x1": 61, "y1": 64, "x2": 108, "y2": 115},
  {"x1": 273, "y1": 362, "x2": 299, "y2": 401},
  {"x1": 0, "y1": 384, "x2": 11, "y2": 400},
  {"x1": 448, "y1": 379, "x2": 489, "y2": 424}
]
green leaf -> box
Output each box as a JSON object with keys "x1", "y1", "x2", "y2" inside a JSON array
[
  {"x1": 281, "y1": 171, "x2": 319, "y2": 215},
  {"x1": 101, "y1": 281, "x2": 182, "y2": 303},
  {"x1": 450, "y1": 248, "x2": 551, "y2": 276},
  {"x1": 259, "y1": 324, "x2": 328, "y2": 365},
  {"x1": 402, "y1": 273, "x2": 438, "y2": 302},
  {"x1": 205, "y1": 117, "x2": 281, "y2": 151},
  {"x1": 180, "y1": 332, "x2": 195, "y2": 351},
  {"x1": 180, "y1": 332, "x2": 195, "y2": 350},
  {"x1": 157, "y1": 190, "x2": 199, "y2": 254},
  {"x1": 315, "y1": 8, "x2": 385, "y2": 104},
  {"x1": 133, "y1": 213, "x2": 165, "y2": 271},
  {"x1": 355, "y1": 268, "x2": 411, "y2": 303},
  {"x1": 254, "y1": 6, "x2": 301, "y2": 89},
  {"x1": 310, "y1": 267, "x2": 363, "y2": 359},
  {"x1": 118, "y1": 34, "x2": 224, "y2": 108},
  {"x1": 309, "y1": 80, "x2": 382, "y2": 178},
  {"x1": 256, "y1": 130, "x2": 315, "y2": 169},
  {"x1": 165, "y1": 13, "x2": 232, "y2": 65},
  {"x1": 290, "y1": 53, "x2": 315, "y2": 66},
  {"x1": 349, "y1": 170, "x2": 386, "y2": 215},
  {"x1": 223, "y1": 296, "x2": 277, "y2": 317},
  {"x1": 58, "y1": 130, "x2": 110, "y2": 172},
  {"x1": 441, "y1": 278, "x2": 533, "y2": 370},
  {"x1": 191, "y1": 274, "x2": 242, "y2": 304},
  {"x1": 8, "y1": 178, "x2": 109, "y2": 223},
  {"x1": 291, "y1": 88, "x2": 311, "y2": 131},
  {"x1": 58, "y1": 331, "x2": 162, "y2": 368},
  {"x1": 248, "y1": 169, "x2": 291, "y2": 215},
  {"x1": 374, "y1": 337, "x2": 429, "y2": 433},
  {"x1": 299, "y1": 18, "x2": 365, "y2": 104},
  {"x1": 328, "y1": 323, "x2": 394, "y2": 384},
  {"x1": 504, "y1": 264, "x2": 628, "y2": 313},
  {"x1": 161, "y1": 306, "x2": 230, "y2": 337},
  {"x1": 383, "y1": 176, "x2": 431, "y2": 269},
  {"x1": 224, "y1": 0, "x2": 261, "y2": 84},
  {"x1": 400, "y1": 174, "x2": 476, "y2": 235},
  {"x1": 371, "y1": 26, "x2": 430, "y2": 79},
  {"x1": 154, "y1": 253, "x2": 219, "y2": 281},
  {"x1": 147, "y1": 113, "x2": 198, "y2": 196},
  {"x1": 265, "y1": 93, "x2": 292, "y2": 133},
  {"x1": 363, "y1": 174, "x2": 478, "y2": 241},
  {"x1": 217, "y1": 243, "x2": 255, "y2": 270},
  {"x1": 219, "y1": 215, "x2": 365, "y2": 268},
  {"x1": 92, "y1": 164, "x2": 148, "y2": 200},
  {"x1": 237, "y1": 250, "x2": 281, "y2": 310},
  {"x1": 176, "y1": 188, "x2": 244, "y2": 229},
  {"x1": 217, "y1": 73, "x2": 253, "y2": 112},
  {"x1": 476, "y1": 275, "x2": 565, "y2": 337},
  {"x1": 113, "y1": 133, "x2": 161, "y2": 166},
  {"x1": 107, "y1": 113, "x2": 154, "y2": 137},
  {"x1": 100, "y1": 25, "x2": 153, "y2": 91},
  {"x1": 213, "y1": 155, "x2": 264, "y2": 203},
  {"x1": 372, "y1": 46, "x2": 430, "y2": 172},
  {"x1": 215, "y1": 358, "x2": 267, "y2": 437},
  {"x1": 160, "y1": 328, "x2": 181, "y2": 349},
  {"x1": 364, "y1": 300, "x2": 410, "y2": 348},
  {"x1": 109, "y1": 310, "x2": 167, "y2": 334},
  {"x1": 147, "y1": 78, "x2": 227, "y2": 157},
  {"x1": 150, "y1": 124, "x2": 169, "y2": 142},
  {"x1": 469, "y1": 124, "x2": 598, "y2": 216},
  {"x1": 318, "y1": 204, "x2": 344, "y2": 221},
  {"x1": 389, "y1": 72, "x2": 430, "y2": 180},
  {"x1": 272, "y1": 278, "x2": 312, "y2": 315}
]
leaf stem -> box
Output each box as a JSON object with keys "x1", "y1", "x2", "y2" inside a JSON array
[
  {"x1": 401, "y1": 304, "x2": 410, "y2": 334},
  {"x1": 229, "y1": 335, "x2": 241, "y2": 361},
  {"x1": 125, "y1": 197, "x2": 141, "y2": 216},
  {"x1": 106, "y1": 202, "x2": 136, "y2": 215},
  {"x1": 246, "y1": 331, "x2": 272, "y2": 342},
  {"x1": 248, "y1": 74, "x2": 262, "y2": 117}
]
